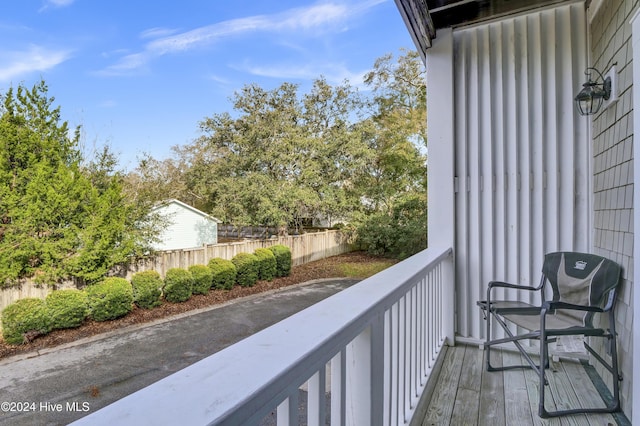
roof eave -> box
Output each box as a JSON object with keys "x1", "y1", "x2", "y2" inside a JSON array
[{"x1": 394, "y1": 0, "x2": 435, "y2": 62}]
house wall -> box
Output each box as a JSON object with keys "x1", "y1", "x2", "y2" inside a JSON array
[
  {"x1": 155, "y1": 203, "x2": 218, "y2": 251},
  {"x1": 444, "y1": 2, "x2": 589, "y2": 339},
  {"x1": 425, "y1": 0, "x2": 636, "y2": 416},
  {"x1": 588, "y1": 0, "x2": 637, "y2": 417}
]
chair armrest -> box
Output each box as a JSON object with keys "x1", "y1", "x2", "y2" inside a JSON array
[
  {"x1": 488, "y1": 281, "x2": 541, "y2": 291},
  {"x1": 485, "y1": 280, "x2": 544, "y2": 308},
  {"x1": 542, "y1": 301, "x2": 604, "y2": 313}
]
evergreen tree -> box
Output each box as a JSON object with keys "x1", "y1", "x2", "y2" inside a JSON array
[{"x1": 0, "y1": 81, "x2": 157, "y2": 286}]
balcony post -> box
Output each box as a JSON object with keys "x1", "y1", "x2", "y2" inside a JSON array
[
  {"x1": 426, "y1": 27, "x2": 455, "y2": 252},
  {"x1": 425, "y1": 29, "x2": 456, "y2": 349}
]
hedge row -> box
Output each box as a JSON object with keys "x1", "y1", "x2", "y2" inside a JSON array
[{"x1": 1, "y1": 245, "x2": 292, "y2": 345}]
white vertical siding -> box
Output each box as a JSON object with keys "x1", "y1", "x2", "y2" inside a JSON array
[{"x1": 451, "y1": 2, "x2": 589, "y2": 340}]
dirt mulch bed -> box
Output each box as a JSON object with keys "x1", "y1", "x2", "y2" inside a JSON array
[{"x1": 0, "y1": 252, "x2": 388, "y2": 360}]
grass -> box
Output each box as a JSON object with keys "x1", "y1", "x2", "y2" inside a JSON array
[{"x1": 336, "y1": 260, "x2": 396, "y2": 278}]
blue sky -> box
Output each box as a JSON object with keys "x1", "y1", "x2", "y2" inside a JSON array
[{"x1": 1, "y1": 0, "x2": 414, "y2": 169}]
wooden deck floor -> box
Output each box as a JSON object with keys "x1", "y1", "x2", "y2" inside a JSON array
[{"x1": 419, "y1": 345, "x2": 630, "y2": 426}]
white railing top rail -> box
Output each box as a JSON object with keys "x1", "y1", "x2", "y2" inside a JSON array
[{"x1": 72, "y1": 245, "x2": 453, "y2": 426}]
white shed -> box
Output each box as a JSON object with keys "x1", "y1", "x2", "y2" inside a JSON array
[{"x1": 152, "y1": 199, "x2": 220, "y2": 251}]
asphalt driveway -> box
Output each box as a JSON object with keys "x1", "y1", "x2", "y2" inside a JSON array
[{"x1": 0, "y1": 278, "x2": 358, "y2": 425}]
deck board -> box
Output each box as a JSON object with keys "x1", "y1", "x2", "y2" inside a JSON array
[
  {"x1": 519, "y1": 353, "x2": 563, "y2": 426},
  {"x1": 478, "y1": 348, "x2": 505, "y2": 426},
  {"x1": 421, "y1": 345, "x2": 623, "y2": 426},
  {"x1": 503, "y1": 350, "x2": 535, "y2": 426},
  {"x1": 421, "y1": 345, "x2": 464, "y2": 425},
  {"x1": 450, "y1": 347, "x2": 483, "y2": 425}
]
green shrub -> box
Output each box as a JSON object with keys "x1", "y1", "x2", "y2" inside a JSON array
[
  {"x1": 208, "y1": 258, "x2": 237, "y2": 290},
  {"x1": 46, "y1": 289, "x2": 88, "y2": 330},
  {"x1": 189, "y1": 265, "x2": 213, "y2": 295},
  {"x1": 254, "y1": 248, "x2": 277, "y2": 281},
  {"x1": 2, "y1": 298, "x2": 52, "y2": 345},
  {"x1": 86, "y1": 277, "x2": 134, "y2": 322},
  {"x1": 355, "y1": 194, "x2": 427, "y2": 259},
  {"x1": 131, "y1": 271, "x2": 163, "y2": 309},
  {"x1": 232, "y1": 253, "x2": 260, "y2": 287},
  {"x1": 269, "y1": 245, "x2": 292, "y2": 277},
  {"x1": 163, "y1": 268, "x2": 193, "y2": 302}
]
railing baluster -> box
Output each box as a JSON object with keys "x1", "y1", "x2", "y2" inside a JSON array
[
  {"x1": 383, "y1": 309, "x2": 391, "y2": 426},
  {"x1": 420, "y1": 280, "x2": 424, "y2": 385},
  {"x1": 415, "y1": 280, "x2": 420, "y2": 391},
  {"x1": 419, "y1": 276, "x2": 425, "y2": 384},
  {"x1": 371, "y1": 314, "x2": 385, "y2": 426},
  {"x1": 408, "y1": 292, "x2": 413, "y2": 420},
  {"x1": 399, "y1": 296, "x2": 406, "y2": 422},
  {"x1": 408, "y1": 286, "x2": 413, "y2": 407},
  {"x1": 330, "y1": 350, "x2": 346, "y2": 426},
  {"x1": 345, "y1": 327, "x2": 371, "y2": 425},
  {"x1": 417, "y1": 280, "x2": 424, "y2": 396},
  {"x1": 308, "y1": 367, "x2": 326, "y2": 426},
  {"x1": 409, "y1": 286, "x2": 416, "y2": 410},
  {"x1": 437, "y1": 268, "x2": 442, "y2": 352},
  {"x1": 277, "y1": 392, "x2": 298, "y2": 426},
  {"x1": 426, "y1": 271, "x2": 432, "y2": 370},
  {"x1": 436, "y1": 264, "x2": 442, "y2": 347},
  {"x1": 390, "y1": 302, "x2": 399, "y2": 425}
]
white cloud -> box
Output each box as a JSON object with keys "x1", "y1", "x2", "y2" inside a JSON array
[
  {"x1": 39, "y1": 0, "x2": 76, "y2": 12},
  {"x1": 208, "y1": 74, "x2": 232, "y2": 85},
  {"x1": 277, "y1": 3, "x2": 350, "y2": 31},
  {"x1": 140, "y1": 27, "x2": 179, "y2": 40},
  {"x1": 103, "y1": 0, "x2": 386, "y2": 75},
  {"x1": 239, "y1": 61, "x2": 368, "y2": 86},
  {"x1": 48, "y1": 0, "x2": 75, "y2": 6},
  {"x1": 0, "y1": 45, "x2": 71, "y2": 82},
  {"x1": 101, "y1": 48, "x2": 130, "y2": 59},
  {"x1": 146, "y1": 3, "x2": 356, "y2": 54},
  {"x1": 96, "y1": 52, "x2": 149, "y2": 76},
  {"x1": 145, "y1": 16, "x2": 268, "y2": 55}
]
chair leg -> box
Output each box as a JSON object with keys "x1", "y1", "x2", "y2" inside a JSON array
[
  {"x1": 485, "y1": 299, "x2": 496, "y2": 371},
  {"x1": 538, "y1": 330, "x2": 549, "y2": 417},
  {"x1": 483, "y1": 289, "x2": 498, "y2": 371},
  {"x1": 608, "y1": 311, "x2": 622, "y2": 412}
]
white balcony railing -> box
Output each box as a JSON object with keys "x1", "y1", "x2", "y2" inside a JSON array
[{"x1": 72, "y1": 245, "x2": 454, "y2": 426}]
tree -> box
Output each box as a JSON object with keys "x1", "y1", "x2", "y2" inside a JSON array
[
  {"x1": 354, "y1": 49, "x2": 428, "y2": 257},
  {"x1": 300, "y1": 78, "x2": 371, "y2": 226},
  {"x1": 124, "y1": 153, "x2": 191, "y2": 206},
  {"x1": 180, "y1": 79, "x2": 368, "y2": 233},
  {"x1": 0, "y1": 81, "x2": 157, "y2": 286},
  {"x1": 128, "y1": 49, "x2": 427, "y2": 257}
]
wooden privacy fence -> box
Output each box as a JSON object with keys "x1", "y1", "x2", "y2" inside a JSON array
[
  {"x1": 0, "y1": 230, "x2": 352, "y2": 315},
  {"x1": 127, "y1": 230, "x2": 351, "y2": 278}
]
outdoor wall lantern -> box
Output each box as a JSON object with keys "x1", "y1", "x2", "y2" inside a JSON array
[{"x1": 574, "y1": 67, "x2": 612, "y2": 116}]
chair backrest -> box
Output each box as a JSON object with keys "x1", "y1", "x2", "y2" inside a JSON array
[{"x1": 541, "y1": 252, "x2": 621, "y2": 327}]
